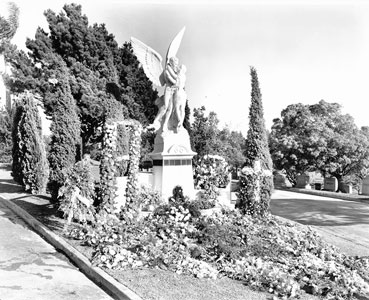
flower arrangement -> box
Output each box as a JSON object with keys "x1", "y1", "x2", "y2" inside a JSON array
[
  {"x1": 98, "y1": 121, "x2": 118, "y2": 212},
  {"x1": 194, "y1": 155, "x2": 230, "y2": 207},
  {"x1": 194, "y1": 155, "x2": 230, "y2": 189},
  {"x1": 237, "y1": 161, "x2": 273, "y2": 217},
  {"x1": 67, "y1": 201, "x2": 369, "y2": 300},
  {"x1": 136, "y1": 184, "x2": 163, "y2": 211},
  {"x1": 58, "y1": 157, "x2": 96, "y2": 226},
  {"x1": 98, "y1": 119, "x2": 142, "y2": 219}
]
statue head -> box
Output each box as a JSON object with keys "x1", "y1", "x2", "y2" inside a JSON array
[{"x1": 168, "y1": 57, "x2": 179, "y2": 69}]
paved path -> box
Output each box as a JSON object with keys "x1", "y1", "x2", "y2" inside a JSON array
[
  {"x1": 271, "y1": 189, "x2": 369, "y2": 257},
  {"x1": 0, "y1": 166, "x2": 112, "y2": 299}
]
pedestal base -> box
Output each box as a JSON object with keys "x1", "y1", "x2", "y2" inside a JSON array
[{"x1": 150, "y1": 129, "x2": 196, "y2": 201}]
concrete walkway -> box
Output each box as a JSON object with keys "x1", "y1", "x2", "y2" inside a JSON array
[
  {"x1": 271, "y1": 189, "x2": 369, "y2": 257},
  {"x1": 0, "y1": 199, "x2": 112, "y2": 300},
  {"x1": 0, "y1": 163, "x2": 113, "y2": 300}
]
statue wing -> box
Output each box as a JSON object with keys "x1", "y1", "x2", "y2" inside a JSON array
[
  {"x1": 166, "y1": 27, "x2": 186, "y2": 63},
  {"x1": 130, "y1": 37, "x2": 165, "y2": 86}
]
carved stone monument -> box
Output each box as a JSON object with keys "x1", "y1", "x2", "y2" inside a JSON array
[
  {"x1": 324, "y1": 177, "x2": 338, "y2": 192},
  {"x1": 273, "y1": 171, "x2": 292, "y2": 188},
  {"x1": 131, "y1": 27, "x2": 196, "y2": 200},
  {"x1": 361, "y1": 176, "x2": 369, "y2": 195},
  {"x1": 295, "y1": 174, "x2": 311, "y2": 189}
]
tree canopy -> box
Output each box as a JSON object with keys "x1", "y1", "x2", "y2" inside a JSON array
[
  {"x1": 6, "y1": 3, "x2": 157, "y2": 153},
  {"x1": 269, "y1": 100, "x2": 369, "y2": 186},
  {"x1": 191, "y1": 105, "x2": 246, "y2": 167}
]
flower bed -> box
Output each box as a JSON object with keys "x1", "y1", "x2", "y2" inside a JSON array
[
  {"x1": 193, "y1": 155, "x2": 230, "y2": 207},
  {"x1": 67, "y1": 198, "x2": 369, "y2": 300}
]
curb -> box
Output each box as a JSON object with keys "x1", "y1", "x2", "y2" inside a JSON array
[
  {"x1": 275, "y1": 187, "x2": 369, "y2": 204},
  {"x1": 0, "y1": 196, "x2": 143, "y2": 300}
]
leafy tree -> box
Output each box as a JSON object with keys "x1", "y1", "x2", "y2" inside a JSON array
[
  {"x1": 218, "y1": 127, "x2": 246, "y2": 167},
  {"x1": 269, "y1": 100, "x2": 369, "y2": 187},
  {"x1": 191, "y1": 106, "x2": 246, "y2": 167},
  {"x1": 11, "y1": 92, "x2": 48, "y2": 194},
  {"x1": 192, "y1": 106, "x2": 222, "y2": 158}
]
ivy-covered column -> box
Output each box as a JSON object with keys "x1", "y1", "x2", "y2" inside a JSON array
[
  {"x1": 99, "y1": 120, "x2": 118, "y2": 213},
  {"x1": 122, "y1": 121, "x2": 142, "y2": 219},
  {"x1": 236, "y1": 160, "x2": 272, "y2": 217}
]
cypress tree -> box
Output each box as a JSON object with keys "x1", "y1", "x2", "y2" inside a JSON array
[
  {"x1": 183, "y1": 100, "x2": 191, "y2": 132},
  {"x1": 11, "y1": 101, "x2": 23, "y2": 183},
  {"x1": 11, "y1": 92, "x2": 49, "y2": 194},
  {"x1": 238, "y1": 67, "x2": 273, "y2": 216},
  {"x1": 244, "y1": 67, "x2": 273, "y2": 170},
  {"x1": 183, "y1": 100, "x2": 194, "y2": 150},
  {"x1": 47, "y1": 55, "x2": 81, "y2": 202}
]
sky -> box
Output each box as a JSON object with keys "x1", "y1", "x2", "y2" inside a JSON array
[{"x1": 4, "y1": 0, "x2": 369, "y2": 135}]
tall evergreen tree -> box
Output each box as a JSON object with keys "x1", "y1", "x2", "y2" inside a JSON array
[
  {"x1": 14, "y1": 4, "x2": 158, "y2": 154},
  {"x1": 238, "y1": 67, "x2": 273, "y2": 217},
  {"x1": 117, "y1": 42, "x2": 158, "y2": 125},
  {"x1": 11, "y1": 92, "x2": 49, "y2": 194},
  {"x1": 25, "y1": 4, "x2": 121, "y2": 149},
  {"x1": 45, "y1": 54, "x2": 81, "y2": 202},
  {"x1": 183, "y1": 100, "x2": 194, "y2": 149},
  {"x1": 244, "y1": 67, "x2": 273, "y2": 170},
  {"x1": 183, "y1": 100, "x2": 191, "y2": 132}
]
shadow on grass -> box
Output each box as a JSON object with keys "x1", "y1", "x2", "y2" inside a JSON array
[
  {"x1": 271, "y1": 197, "x2": 369, "y2": 226},
  {"x1": 0, "y1": 163, "x2": 12, "y2": 172},
  {"x1": 0, "y1": 179, "x2": 24, "y2": 194},
  {"x1": 11, "y1": 198, "x2": 64, "y2": 232}
]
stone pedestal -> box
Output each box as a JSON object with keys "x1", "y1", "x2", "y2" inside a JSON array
[{"x1": 150, "y1": 128, "x2": 196, "y2": 201}]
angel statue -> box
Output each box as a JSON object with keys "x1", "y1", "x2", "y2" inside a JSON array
[{"x1": 131, "y1": 27, "x2": 187, "y2": 133}]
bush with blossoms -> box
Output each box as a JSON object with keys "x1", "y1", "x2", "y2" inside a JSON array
[{"x1": 194, "y1": 155, "x2": 230, "y2": 203}]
